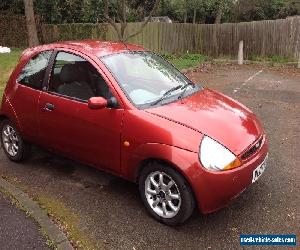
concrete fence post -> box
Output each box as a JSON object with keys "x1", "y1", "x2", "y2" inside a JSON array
[{"x1": 238, "y1": 40, "x2": 244, "y2": 65}]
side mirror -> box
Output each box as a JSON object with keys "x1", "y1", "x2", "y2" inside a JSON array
[
  {"x1": 88, "y1": 97, "x2": 108, "y2": 110},
  {"x1": 107, "y1": 97, "x2": 119, "y2": 108}
]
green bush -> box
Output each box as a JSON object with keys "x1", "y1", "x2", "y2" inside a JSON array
[
  {"x1": 162, "y1": 53, "x2": 208, "y2": 70},
  {"x1": 248, "y1": 54, "x2": 290, "y2": 63}
]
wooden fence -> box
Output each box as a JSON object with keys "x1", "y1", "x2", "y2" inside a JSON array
[
  {"x1": 42, "y1": 18, "x2": 300, "y2": 60},
  {"x1": 2, "y1": 15, "x2": 300, "y2": 60}
]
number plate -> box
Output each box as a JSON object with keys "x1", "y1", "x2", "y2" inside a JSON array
[{"x1": 252, "y1": 154, "x2": 268, "y2": 183}]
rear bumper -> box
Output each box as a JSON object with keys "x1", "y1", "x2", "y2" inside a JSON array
[{"x1": 188, "y1": 139, "x2": 269, "y2": 214}]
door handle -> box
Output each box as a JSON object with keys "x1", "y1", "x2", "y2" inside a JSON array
[{"x1": 43, "y1": 103, "x2": 55, "y2": 112}]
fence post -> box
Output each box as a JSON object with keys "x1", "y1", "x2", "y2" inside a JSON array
[{"x1": 238, "y1": 40, "x2": 244, "y2": 65}]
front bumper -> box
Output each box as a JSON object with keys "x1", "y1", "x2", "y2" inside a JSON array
[{"x1": 187, "y1": 138, "x2": 269, "y2": 214}]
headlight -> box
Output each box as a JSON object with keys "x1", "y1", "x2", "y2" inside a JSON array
[{"x1": 199, "y1": 136, "x2": 241, "y2": 171}]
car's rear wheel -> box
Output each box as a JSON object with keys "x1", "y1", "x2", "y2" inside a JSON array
[
  {"x1": 139, "y1": 162, "x2": 195, "y2": 226},
  {"x1": 1, "y1": 119, "x2": 30, "y2": 162}
]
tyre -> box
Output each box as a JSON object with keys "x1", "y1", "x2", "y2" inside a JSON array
[
  {"x1": 0, "y1": 119, "x2": 30, "y2": 162},
  {"x1": 139, "y1": 161, "x2": 195, "y2": 226}
]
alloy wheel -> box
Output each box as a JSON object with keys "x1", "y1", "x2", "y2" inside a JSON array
[
  {"x1": 145, "y1": 171, "x2": 182, "y2": 219},
  {"x1": 2, "y1": 124, "x2": 19, "y2": 157}
]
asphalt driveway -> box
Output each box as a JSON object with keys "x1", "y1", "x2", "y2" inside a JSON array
[
  {"x1": 0, "y1": 193, "x2": 49, "y2": 250},
  {"x1": 0, "y1": 64, "x2": 299, "y2": 249}
]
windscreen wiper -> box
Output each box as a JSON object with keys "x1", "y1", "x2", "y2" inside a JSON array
[
  {"x1": 150, "y1": 85, "x2": 183, "y2": 106},
  {"x1": 178, "y1": 82, "x2": 195, "y2": 100}
]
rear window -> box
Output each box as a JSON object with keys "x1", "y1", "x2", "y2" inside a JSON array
[{"x1": 17, "y1": 50, "x2": 52, "y2": 90}]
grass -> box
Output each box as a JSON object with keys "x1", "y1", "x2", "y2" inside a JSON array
[
  {"x1": 162, "y1": 53, "x2": 208, "y2": 70},
  {"x1": 0, "y1": 187, "x2": 33, "y2": 218},
  {"x1": 0, "y1": 48, "x2": 23, "y2": 101},
  {"x1": 37, "y1": 195, "x2": 101, "y2": 250},
  {"x1": 247, "y1": 54, "x2": 290, "y2": 63},
  {"x1": 1, "y1": 176, "x2": 97, "y2": 249},
  {"x1": 0, "y1": 188, "x2": 56, "y2": 248}
]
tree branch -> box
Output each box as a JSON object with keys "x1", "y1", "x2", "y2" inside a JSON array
[
  {"x1": 105, "y1": 15, "x2": 123, "y2": 41},
  {"x1": 125, "y1": 0, "x2": 161, "y2": 41},
  {"x1": 103, "y1": 0, "x2": 122, "y2": 41},
  {"x1": 120, "y1": 0, "x2": 127, "y2": 40},
  {"x1": 103, "y1": 0, "x2": 161, "y2": 42}
]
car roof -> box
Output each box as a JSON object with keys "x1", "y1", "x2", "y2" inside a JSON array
[{"x1": 26, "y1": 40, "x2": 148, "y2": 58}]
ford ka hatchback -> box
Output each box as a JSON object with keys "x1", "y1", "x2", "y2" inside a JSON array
[{"x1": 0, "y1": 41, "x2": 268, "y2": 225}]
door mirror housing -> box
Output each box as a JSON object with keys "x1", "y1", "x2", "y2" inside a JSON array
[{"x1": 88, "y1": 97, "x2": 108, "y2": 110}]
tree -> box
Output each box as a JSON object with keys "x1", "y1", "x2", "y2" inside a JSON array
[
  {"x1": 188, "y1": 0, "x2": 204, "y2": 24},
  {"x1": 103, "y1": 0, "x2": 161, "y2": 41},
  {"x1": 204, "y1": 0, "x2": 236, "y2": 24},
  {"x1": 167, "y1": 0, "x2": 187, "y2": 22},
  {"x1": 23, "y1": 0, "x2": 39, "y2": 46},
  {"x1": 4, "y1": 0, "x2": 300, "y2": 24},
  {"x1": 232, "y1": 0, "x2": 300, "y2": 22},
  {"x1": 0, "y1": 0, "x2": 24, "y2": 15}
]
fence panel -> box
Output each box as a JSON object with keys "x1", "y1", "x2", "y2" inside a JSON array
[{"x1": 1, "y1": 15, "x2": 300, "y2": 59}]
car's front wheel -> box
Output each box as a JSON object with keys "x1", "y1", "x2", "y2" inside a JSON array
[
  {"x1": 139, "y1": 162, "x2": 195, "y2": 226},
  {"x1": 1, "y1": 119, "x2": 30, "y2": 162}
]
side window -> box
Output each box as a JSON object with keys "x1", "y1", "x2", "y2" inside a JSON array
[
  {"x1": 49, "y1": 51, "x2": 113, "y2": 101},
  {"x1": 17, "y1": 50, "x2": 52, "y2": 90}
]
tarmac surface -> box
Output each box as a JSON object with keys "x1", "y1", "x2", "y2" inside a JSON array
[
  {"x1": 0, "y1": 192, "x2": 49, "y2": 250},
  {"x1": 0, "y1": 64, "x2": 299, "y2": 249}
]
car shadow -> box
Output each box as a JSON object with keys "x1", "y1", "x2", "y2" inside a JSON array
[{"x1": 8, "y1": 144, "x2": 272, "y2": 247}]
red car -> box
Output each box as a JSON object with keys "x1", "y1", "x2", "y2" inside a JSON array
[{"x1": 0, "y1": 41, "x2": 268, "y2": 225}]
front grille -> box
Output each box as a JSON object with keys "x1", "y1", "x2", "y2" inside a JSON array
[{"x1": 241, "y1": 137, "x2": 263, "y2": 160}]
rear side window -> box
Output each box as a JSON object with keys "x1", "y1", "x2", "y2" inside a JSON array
[{"x1": 17, "y1": 50, "x2": 52, "y2": 90}]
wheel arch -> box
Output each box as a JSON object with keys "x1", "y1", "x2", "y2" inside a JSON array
[
  {"x1": 0, "y1": 97, "x2": 22, "y2": 133},
  {"x1": 0, "y1": 114, "x2": 9, "y2": 123},
  {"x1": 136, "y1": 158, "x2": 183, "y2": 182},
  {"x1": 135, "y1": 157, "x2": 197, "y2": 204},
  {"x1": 0, "y1": 113, "x2": 20, "y2": 131}
]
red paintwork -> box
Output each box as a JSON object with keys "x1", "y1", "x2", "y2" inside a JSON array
[
  {"x1": 146, "y1": 89, "x2": 263, "y2": 155},
  {"x1": 88, "y1": 97, "x2": 108, "y2": 109},
  {"x1": 0, "y1": 40, "x2": 268, "y2": 214}
]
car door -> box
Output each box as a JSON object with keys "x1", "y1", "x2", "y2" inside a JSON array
[
  {"x1": 9, "y1": 50, "x2": 53, "y2": 142},
  {"x1": 37, "y1": 50, "x2": 123, "y2": 174}
]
